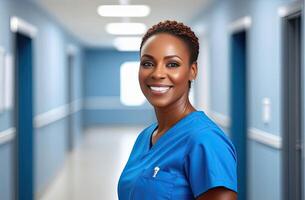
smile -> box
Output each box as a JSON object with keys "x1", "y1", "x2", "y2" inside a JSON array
[{"x1": 148, "y1": 86, "x2": 172, "y2": 94}]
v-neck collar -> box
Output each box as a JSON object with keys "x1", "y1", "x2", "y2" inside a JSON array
[{"x1": 146, "y1": 111, "x2": 201, "y2": 152}]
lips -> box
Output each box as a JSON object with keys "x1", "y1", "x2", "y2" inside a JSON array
[{"x1": 147, "y1": 84, "x2": 173, "y2": 94}]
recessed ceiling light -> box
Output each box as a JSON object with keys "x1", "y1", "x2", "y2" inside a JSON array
[
  {"x1": 113, "y1": 37, "x2": 142, "y2": 51},
  {"x1": 106, "y1": 23, "x2": 146, "y2": 35},
  {"x1": 97, "y1": 5, "x2": 150, "y2": 17}
]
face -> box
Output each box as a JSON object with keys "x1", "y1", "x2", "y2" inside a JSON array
[{"x1": 139, "y1": 33, "x2": 197, "y2": 108}]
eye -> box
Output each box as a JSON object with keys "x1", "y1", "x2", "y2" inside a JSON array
[
  {"x1": 167, "y1": 62, "x2": 180, "y2": 68},
  {"x1": 140, "y1": 61, "x2": 154, "y2": 68}
]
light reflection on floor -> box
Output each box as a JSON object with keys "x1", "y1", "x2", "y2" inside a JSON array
[{"x1": 39, "y1": 126, "x2": 143, "y2": 200}]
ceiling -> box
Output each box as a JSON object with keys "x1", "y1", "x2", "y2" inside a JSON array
[{"x1": 32, "y1": 0, "x2": 212, "y2": 48}]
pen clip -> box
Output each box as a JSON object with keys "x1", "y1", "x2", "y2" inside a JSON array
[{"x1": 153, "y1": 166, "x2": 160, "y2": 178}]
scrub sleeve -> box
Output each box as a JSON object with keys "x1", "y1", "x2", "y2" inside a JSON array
[{"x1": 184, "y1": 128, "x2": 238, "y2": 198}]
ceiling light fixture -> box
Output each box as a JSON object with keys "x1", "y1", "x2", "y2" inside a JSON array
[
  {"x1": 97, "y1": 5, "x2": 150, "y2": 17},
  {"x1": 106, "y1": 23, "x2": 146, "y2": 35},
  {"x1": 113, "y1": 37, "x2": 142, "y2": 51}
]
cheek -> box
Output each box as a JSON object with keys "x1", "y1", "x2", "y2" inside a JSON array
[
  {"x1": 170, "y1": 70, "x2": 190, "y2": 86},
  {"x1": 138, "y1": 69, "x2": 148, "y2": 86}
]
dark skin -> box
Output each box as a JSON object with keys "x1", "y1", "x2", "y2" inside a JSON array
[{"x1": 139, "y1": 33, "x2": 237, "y2": 200}]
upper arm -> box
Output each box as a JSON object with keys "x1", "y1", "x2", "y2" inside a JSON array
[
  {"x1": 196, "y1": 187, "x2": 237, "y2": 200},
  {"x1": 184, "y1": 128, "x2": 238, "y2": 198}
]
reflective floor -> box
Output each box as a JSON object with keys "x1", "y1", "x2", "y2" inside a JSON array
[{"x1": 39, "y1": 126, "x2": 143, "y2": 200}]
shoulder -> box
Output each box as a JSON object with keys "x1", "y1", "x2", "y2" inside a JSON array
[
  {"x1": 182, "y1": 112, "x2": 238, "y2": 196},
  {"x1": 185, "y1": 113, "x2": 237, "y2": 160}
]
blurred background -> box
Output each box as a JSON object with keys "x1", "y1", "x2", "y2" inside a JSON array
[{"x1": 0, "y1": 0, "x2": 304, "y2": 199}]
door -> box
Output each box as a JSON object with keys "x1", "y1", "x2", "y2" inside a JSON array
[
  {"x1": 14, "y1": 32, "x2": 34, "y2": 200},
  {"x1": 230, "y1": 30, "x2": 247, "y2": 200},
  {"x1": 67, "y1": 53, "x2": 75, "y2": 152},
  {"x1": 282, "y1": 11, "x2": 303, "y2": 200}
]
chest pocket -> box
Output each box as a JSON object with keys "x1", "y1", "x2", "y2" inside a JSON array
[{"x1": 131, "y1": 168, "x2": 177, "y2": 200}]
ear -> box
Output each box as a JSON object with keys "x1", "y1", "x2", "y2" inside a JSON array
[{"x1": 189, "y1": 62, "x2": 198, "y2": 81}]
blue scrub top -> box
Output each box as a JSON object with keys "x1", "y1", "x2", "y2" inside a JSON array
[{"x1": 118, "y1": 111, "x2": 237, "y2": 200}]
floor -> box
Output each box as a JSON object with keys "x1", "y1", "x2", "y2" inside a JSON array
[{"x1": 39, "y1": 126, "x2": 143, "y2": 200}]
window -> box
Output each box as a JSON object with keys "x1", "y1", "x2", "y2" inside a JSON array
[
  {"x1": 0, "y1": 50, "x2": 14, "y2": 112},
  {"x1": 120, "y1": 61, "x2": 146, "y2": 106}
]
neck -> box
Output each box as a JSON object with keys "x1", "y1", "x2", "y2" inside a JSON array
[{"x1": 154, "y1": 96, "x2": 196, "y2": 133}]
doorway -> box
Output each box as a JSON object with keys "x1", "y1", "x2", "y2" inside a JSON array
[
  {"x1": 282, "y1": 10, "x2": 303, "y2": 200},
  {"x1": 14, "y1": 32, "x2": 34, "y2": 200},
  {"x1": 11, "y1": 16, "x2": 37, "y2": 200},
  {"x1": 67, "y1": 52, "x2": 75, "y2": 152},
  {"x1": 230, "y1": 30, "x2": 247, "y2": 200},
  {"x1": 196, "y1": 32, "x2": 210, "y2": 113}
]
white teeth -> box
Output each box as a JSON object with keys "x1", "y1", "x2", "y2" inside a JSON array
[{"x1": 150, "y1": 86, "x2": 170, "y2": 93}]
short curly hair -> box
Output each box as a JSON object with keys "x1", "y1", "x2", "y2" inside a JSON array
[{"x1": 140, "y1": 20, "x2": 199, "y2": 64}]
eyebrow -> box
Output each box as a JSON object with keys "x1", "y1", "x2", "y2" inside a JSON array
[{"x1": 141, "y1": 54, "x2": 182, "y2": 61}]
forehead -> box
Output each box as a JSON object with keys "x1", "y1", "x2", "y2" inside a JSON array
[{"x1": 140, "y1": 33, "x2": 189, "y2": 59}]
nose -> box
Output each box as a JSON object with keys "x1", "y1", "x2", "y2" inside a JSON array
[{"x1": 151, "y1": 63, "x2": 166, "y2": 80}]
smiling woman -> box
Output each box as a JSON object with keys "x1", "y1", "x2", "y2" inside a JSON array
[
  {"x1": 117, "y1": 20, "x2": 238, "y2": 200},
  {"x1": 138, "y1": 33, "x2": 196, "y2": 108}
]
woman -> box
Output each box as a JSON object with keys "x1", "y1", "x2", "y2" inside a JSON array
[{"x1": 118, "y1": 20, "x2": 238, "y2": 200}]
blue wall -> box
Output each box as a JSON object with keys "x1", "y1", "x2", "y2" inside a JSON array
[
  {"x1": 83, "y1": 49, "x2": 155, "y2": 127},
  {"x1": 0, "y1": 0, "x2": 16, "y2": 198},
  {"x1": 191, "y1": 0, "x2": 297, "y2": 199},
  {"x1": 0, "y1": 143, "x2": 14, "y2": 200},
  {"x1": 0, "y1": 0, "x2": 84, "y2": 198}
]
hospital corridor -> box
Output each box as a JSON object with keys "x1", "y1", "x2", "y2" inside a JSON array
[
  {"x1": 0, "y1": 0, "x2": 304, "y2": 200},
  {"x1": 40, "y1": 127, "x2": 141, "y2": 200}
]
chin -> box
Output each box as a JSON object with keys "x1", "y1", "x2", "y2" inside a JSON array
[{"x1": 147, "y1": 98, "x2": 172, "y2": 108}]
